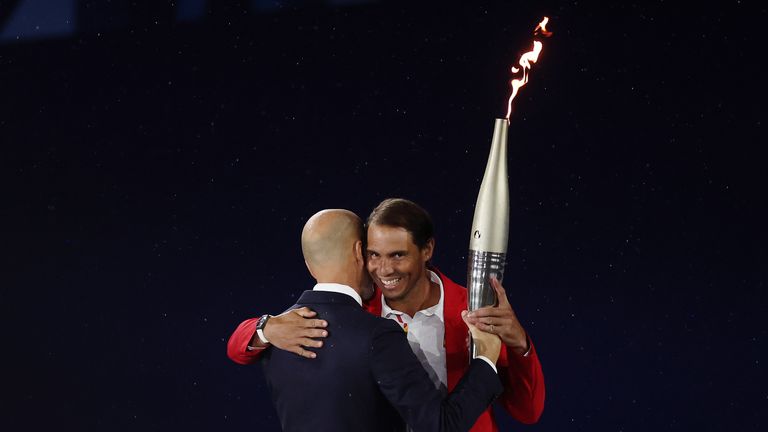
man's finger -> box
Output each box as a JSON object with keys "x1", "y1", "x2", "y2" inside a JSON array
[
  {"x1": 467, "y1": 306, "x2": 506, "y2": 319},
  {"x1": 463, "y1": 311, "x2": 495, "y2": 339},
  {"x1": 489, "y1": 277, "x2": 510, "y2": 306},
  {"x1": 292, "y1": 307, "x2": 318, "y2": 318},
  {"x1": 303, "y1": 329, "x2": 329, "y2": 338},
  {"x1": 462, "y1": 311, "x2": 482, "y2": 335},
  {"x1": 302, "y1": 318, "x2": 328, "y2": 328},
  {"x1": 473, "y1": 322, "x2": 494, "y2": 334},
  {"x1": 293, "y1": 347, "x2": 317, "y2": 359},
  {"x1": 299, "y1": 338, "x2": 323, "y2": 348},
  {"x1": 461, "y1": 310, "x2": 475, "y2": 330},
  {"x1": 480, "y1": 317, "x2": 497, "y2": 327}
]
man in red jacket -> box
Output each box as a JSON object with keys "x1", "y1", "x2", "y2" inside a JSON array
[{"x1": 228, "y1": 198, "x2": 545, "y2": 430}]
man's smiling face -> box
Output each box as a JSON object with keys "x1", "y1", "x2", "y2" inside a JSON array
[{"x1": 365, "y1": 224, "x2": 432, "y2": 303}]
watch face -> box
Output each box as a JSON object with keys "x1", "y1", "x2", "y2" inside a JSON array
[{"x1": 256, "y1": 314, "x2": 269, "y2": 330}]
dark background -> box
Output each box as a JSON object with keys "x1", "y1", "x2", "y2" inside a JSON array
[{"x1": 2, "y1": 1, "x2": 766, "y2": 430}]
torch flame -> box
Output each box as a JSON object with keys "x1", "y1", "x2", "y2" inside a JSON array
[
  {"x1": 505, "y1": 17, "x2": 553, "y2": 120},
  {"x1": 535, "y1": 17, "x2": 552, "y2": 37}
]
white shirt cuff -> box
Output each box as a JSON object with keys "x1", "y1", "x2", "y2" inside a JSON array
[
  {"x1": 246, "y1": 344, "x2": 267, "y2": 351},
  {"x1": 476, "y1": 356, "x2": 498, "y2": 374}
]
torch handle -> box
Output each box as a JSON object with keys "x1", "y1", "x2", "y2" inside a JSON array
[{"x1": 467, "y1": 249, "x2": 506, "y2": 359}]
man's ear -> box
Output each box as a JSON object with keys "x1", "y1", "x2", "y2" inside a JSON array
[
  {"x1": 354, "y1": 240, "x2": 364, "y2": 265},
  {"x1": 305, "y1": 260, "x2": 317, "y2": 279},
  {"x1": 422, "y1": 238, "x2": 435, "y2": 261}
]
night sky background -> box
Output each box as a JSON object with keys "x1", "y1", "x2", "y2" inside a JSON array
[{"x1": 3, "y1": 1, "x2": 766, "y2": 430}]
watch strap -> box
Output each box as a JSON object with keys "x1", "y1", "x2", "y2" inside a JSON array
[{"x1": 255, "y1": 314, "x2": 271, "y2": 344}]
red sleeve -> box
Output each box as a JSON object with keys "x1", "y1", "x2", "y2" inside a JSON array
[
  {"x1": 496, "y1": 337, "x2": 545, "y2": 424},
  {"x1": 226, "y1": 317, "x2": 267, "y2": 365}
]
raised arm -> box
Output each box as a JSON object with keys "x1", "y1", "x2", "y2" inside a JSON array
[
  {"x1": 465, "y1": 277, "x2": 545, "y2": 423},
  {"x1": 226, "y1": 307, "x2": 329, "y2": 364}
]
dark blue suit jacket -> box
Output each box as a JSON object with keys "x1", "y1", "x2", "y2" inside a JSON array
[{"x1": 261, "y1": 290, "x2": 503, "y2": 432}]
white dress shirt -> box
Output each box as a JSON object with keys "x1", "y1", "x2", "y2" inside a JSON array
[
  {"x1": 381, "y1": 270, "x2": 497, "y2": 393},
  {"x1": 313, "y1": 282, "x2": 363, "y2": 306}
]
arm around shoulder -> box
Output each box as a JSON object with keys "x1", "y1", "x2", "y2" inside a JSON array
[{"x1": 227, "y1": 306, "x2": 330, "y2": 364}]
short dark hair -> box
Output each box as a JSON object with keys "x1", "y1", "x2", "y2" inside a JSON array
[{"x1": 366, "y1": 198, "x2": 434, "y2": 249}]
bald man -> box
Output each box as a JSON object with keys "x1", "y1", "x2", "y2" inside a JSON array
[{"x1": 240, "y1": 209, "x2": 504, "y2": 432}]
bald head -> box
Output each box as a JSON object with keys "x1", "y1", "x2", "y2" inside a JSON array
[{"x1": 301, "y1": 209, "x2": 364, "y2": 275}]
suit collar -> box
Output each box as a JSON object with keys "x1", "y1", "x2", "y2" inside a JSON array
[
  {"x1": 313, "y1": 283, "x2": 363, "y2": 306},
  {"x1": 298, "y1": 290, "x2": 361, "y2": 307}
]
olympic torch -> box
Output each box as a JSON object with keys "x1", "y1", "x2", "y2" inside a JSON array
[
  {"x1": 467, "y1": 16, "x2": 551, "y2": 360},
  {"x1": 467, "y1": 119, "x2": 509, "y2": 359}
]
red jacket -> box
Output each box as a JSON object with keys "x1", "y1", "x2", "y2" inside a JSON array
[
  {"x1": 362, "y1": 269, "x2": 544, "y2": 430},
  {"x1": 227, "y1": 269, "x2": 545, "y2": 431}
]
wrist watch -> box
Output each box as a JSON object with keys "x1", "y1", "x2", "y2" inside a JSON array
[{"x1": 255, "y1": 314, "x2": 271, "y2": 344}]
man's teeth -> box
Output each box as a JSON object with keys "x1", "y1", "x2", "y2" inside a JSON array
[{"x1": 381, "y1": 278, "x2": 401, "y2": 286}]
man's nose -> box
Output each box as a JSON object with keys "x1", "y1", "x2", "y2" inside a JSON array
[{"x1": 378, "y1": 257, "x2": 394, "y2": 275}]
